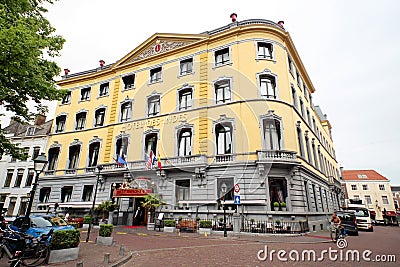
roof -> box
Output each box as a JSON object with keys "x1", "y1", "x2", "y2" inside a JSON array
[
  {"x1": 341, "y1": 170, "x2": 389, "y2": 181},
  {"x1": 3, "y1": 119, "x2": 53, "y2": 138}
]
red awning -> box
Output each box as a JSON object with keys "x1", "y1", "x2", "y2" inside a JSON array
[
  {"x1": 113, "y1": 188, "x2": 152, "y2": 198},
  {"x1": 385, "y1": 211, "x2": 397, "y2": 217},
  {"x1": 369, "y1": 210, "x2": 376, "y2": 215}
]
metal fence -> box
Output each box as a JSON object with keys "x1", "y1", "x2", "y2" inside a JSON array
[{"x1": 241, "y1": 219, "x2": 309, "y2": 234}]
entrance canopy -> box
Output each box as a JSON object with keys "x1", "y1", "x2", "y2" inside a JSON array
[
  {"x1": 385, "y1": 210, "x2": 397, "y2": 217},
  {"x1": 113, "y1": 177, "x2": 153, "y2": 198}
]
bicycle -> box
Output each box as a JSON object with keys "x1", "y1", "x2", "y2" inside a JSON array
[
  {"x1": 330, "y1": 224, "x2": 348, "y2": 249},
  {"x1": 0, "y1": 227, "x2": 53, "y2": 266}
]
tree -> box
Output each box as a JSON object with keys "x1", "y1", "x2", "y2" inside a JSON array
[
  {"x1": 0, "y1": 0, "x2": 66, "y2": 158},
  {"x1": 95, "y1": 201, "x2": 119, "y2": 221},
  {"x1": 141, "y1": 194, "x2": 166, "y2": 212}
]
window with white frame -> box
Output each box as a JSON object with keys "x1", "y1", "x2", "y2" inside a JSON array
[
  {"x1": 39, "y1": 187, "x2": 51, "y2": 203},
  {"x1": 291, "y1": 85, "x2": 298, "y2": 109},
  {"x1": 80, "y1": 87, "x2": 91, "y2": 101},
  {"x1": 61, "y1": 186, "x2": 73, "y2": 202},
  {"x1": 351, "y1": 184, "x2": 357, "y2": 190},
  {"x1": 122, "y1": 74, "x2": 135, "y2": 90},
  {"x1": 82, "y1": 185, "x2": 94, "y2": 202},
  {"x1": 379, "y1": 184, "x2": 385, "y2": 190},
  {"x1": 178, "y1": 129, "x2": 192, "y2": 156},
  {"x1": 4, "y1": 170, "x2": 13, "y2": 187},
  {"x1": 296, "y1": 125, "x2": 304, "y2": 157},
  {"x1": 259, "y1": 75, "x2": 277, "y2": 99},
  {"x1": 88, "y1": 142, "x2": 100, "y2": 167},
  {"x1": 215, "y1": 48, "x2": 230, "y2": 66},
  {"x1": 179, "y1": 58, "x2": 193, "y2": 76},
  {"x1": 26, "y1": 127, "x2": 36, "y2": 136},
  {"x1": 257, "y1": 42, "x2": 273, "y2": 59},
  {"x1": 296, "y1": 71, "x2": 303, "y2": 88},
  {"x1": 299, "y1": 98, "x2": 305, "y2": 117},
  {"x1": 120, "y1": 102, "x2": 132, "y2": 122},
  {"x1": 215, "y1": 123, "x2": 232, "y2": 155},
  {"x1": 47, "y1": 147, "x2": 60, "y2": 171},
  {"x1": 365, "y1": 195, "x2": 372, "y2": 205},
  {"x1": 263, "y1": 119, "x2": 281, "y2": 150},
  {"x1": 68, "y1": 145, "x2": 80, "y2": 170},
  {"x1": 150, "y1": 67, "x2": 162, "y2": 83},
  {"x1": 147, "y1": 96, "x2": 160, "y2": 117},
  {"x1": 32, "y1": 146, "x2": 40, "y2": 160},
  {"x1": 94, "y1": 108, "x2": 106, "y2": 126},
  {"x1": 305, "y1": 134, "x2": 313, "y2": 165},
  {"x1": 215, "y1": 80, "x2": 231, "y2": 104},
  {"x1": 144, "y1": 134, "x2": 157, "y2": 157},
  {"x1": 178, "y1": 88, "x2": 193, "y2": 111},
  {"x1": 176, "y1": 179, "x2": 190, "y2": 204},
  {"x1": 362, "y1": 184, "x2": 368, "y2": 190},
  {"x1": 99, "y1": 82, "x2": 109, "y2": 96},
  {"x1": 13, "y1": 169, "x2": 24, "y2": 187},
  {"x1": 288, "y1": 56, "x2": 295, "y2": 76},
  {"x1": 75, "y1": 112, "x2": 87, "y2": 130},
  {"x1": 55, "y1": 115, "x2": 66, "y2": 133},
  {"x1": 382, "y1": 196, "x2": 389, "y2": 205},
  {"x1": 116, "y1": 136, "x2": 128, "y2": 159},
  {"x1": 61, "y1": 91, "x2": 71, "y2": 104},
  {"x1": 25, "y1": 169, "x2": 34, "y2": 187}
]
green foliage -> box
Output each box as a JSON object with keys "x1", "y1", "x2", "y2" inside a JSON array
[
  {"x1": 280, "y1": 202, "x2": 286, "y2": 207},
  {"x1": 178, "y1": 216, "x2": 183, "y2": 221},
  {"x1": 275, "y1": 220, "x2": 281, "y2": 225},
  {"x1": 0, "y1": 0, "x2": 67, "y2": 159},
  {"x1": 141, "y1": 194, "x2": 166, "y2": 211},
  {"x1": 163, "y1": 220, "x2": 176, "y2": 227},
  {"x1": 95, "y1": 201, "x2": 119, "y2": 220},
  {"x1": 49, "y1": 229, "x2": 80, "y2": 250},
  {"x1": 250, "y1": 218, "x2": 255, "y2": 223},
  {"x1": 199, "y1": 220, "x2": 212, "y2": 228},
  {"x1": 273, "y1": 202, "x2": 279, "y2": 207},
  {"x1": 83, "y1": 215, "x2": 92, "y2": 224},
  {"x1": 99, "y1": 224, "x2": 114, "y2": 237},
  {"x1": 219, "y1": 217, "x2": 224, "y2": 222},
  {"x1": 69, "y1": 222, "x2": 78, "y2": 229}
]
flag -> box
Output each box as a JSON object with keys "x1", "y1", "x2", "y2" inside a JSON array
[
  {"x1": 157, "y1": 153, "x2": 162, "y2": 170},
  {"x1": 115, "y1": 154, "x2": 127, "y2": 167},
  {"x1": 145, "y1": 150, "x2": 154, "y2": 170}
]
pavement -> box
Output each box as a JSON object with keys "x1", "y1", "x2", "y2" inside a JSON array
[{"x1": 45, "y1": 226, "x2": 334, "y2": 267}]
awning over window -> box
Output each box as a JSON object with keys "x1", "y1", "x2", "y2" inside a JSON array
[
  {"x1": 113, "y1": 188, "x2": 152, "y2": 198},
  {"x1": 369, "y1": 210, "x2": 376, "y2": 215},
  {"x1": 384, "y1": 211, "x2": 397, "y2": 217}
]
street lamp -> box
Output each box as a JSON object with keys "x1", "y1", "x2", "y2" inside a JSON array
[
  {"x1": 86, "y1": 165, "x2": 104, "y2": 243},
  {"x1": 23, "y1": 153, "x2": 48, "y2": 230}
]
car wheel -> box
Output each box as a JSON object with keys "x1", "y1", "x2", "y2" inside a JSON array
[{"x1": 369, "y1": 227, "x2": 374, "y2": 232}]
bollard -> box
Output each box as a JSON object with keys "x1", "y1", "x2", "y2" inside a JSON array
[
  {"x1": 76, "y1": 262, "x2": 83, "y2": 267},
  {"x1": 104, "y1": 253, "x2": 110, "y2": 265},
  {"x1": 119, "y1": 245, "x2": 125, "y2": 256}
]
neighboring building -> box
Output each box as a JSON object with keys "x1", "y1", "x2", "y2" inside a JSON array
[
  {"x1": 391, "y1": 185, "x2": 400, "y2": 211},
  {"x1": 0, "y1": 116, "x2": 52, "y2": 220},
  {"x1": 38, "y1": 18, "x2": 341, "y2": 230},
  {"x1": 342, "y1": 170, "x2": 397, "y2": 223}
]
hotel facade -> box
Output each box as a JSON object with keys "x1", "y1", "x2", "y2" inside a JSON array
[{"x1": 37, "y1": 19, "x2": 342, "y2": 229}]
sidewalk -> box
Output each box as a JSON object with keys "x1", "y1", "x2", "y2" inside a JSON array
[{"x1": 45, "y1": 226, "x2": 333, "y2": 267}]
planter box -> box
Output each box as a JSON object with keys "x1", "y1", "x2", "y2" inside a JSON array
[
  {"x1": 48, "y1": 247, "x2": 79, "y2": 264},
  {"x1": 96, "y1": 236, "x2": 113, "y2": 246},
  {"x1": 164, "y1": 226, "x2": 176, "y2": 233},
  {"x1": 82, "y1": 223, "x2": 89, "y2": 229},
  {"x1": 199, "y1": 228, "x2": 211, "y2": 235}
]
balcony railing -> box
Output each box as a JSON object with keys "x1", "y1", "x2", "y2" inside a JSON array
[{"x1": 257, "y1": 150, "x2": 297, "y2": 162}]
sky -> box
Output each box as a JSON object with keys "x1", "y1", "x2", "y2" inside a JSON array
[{"x1": 2, "y1": 0, "x2": 399, "y2": 184}]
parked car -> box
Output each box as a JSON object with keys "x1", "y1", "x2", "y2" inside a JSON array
[
  {"x1": 8, "y1": 215, "x2": 74, "y2": 239},
  {"x1": 335, "y1": 210, "x2": 359, "y2": 236}
]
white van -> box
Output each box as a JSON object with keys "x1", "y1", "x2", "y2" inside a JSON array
[{"x1": 346, "y1": 205, "x2": 373, "y2": 232}]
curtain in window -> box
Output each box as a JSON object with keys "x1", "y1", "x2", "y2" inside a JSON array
[
  {"x1": 216, "y1": 125, "x2": 232, "y2": 155},
  {"x1": 178, "y1": 130, "x2": 192, "y2": 156},
  {"x1": 264, "y1": 119, "x2": 279, "y2": 150}
]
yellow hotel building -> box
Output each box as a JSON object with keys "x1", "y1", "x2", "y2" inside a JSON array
[{"x1": 38, "y1": 19, "x2": 342, "y2": 229}]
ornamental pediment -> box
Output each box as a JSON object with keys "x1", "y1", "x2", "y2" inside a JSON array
[{"x1": 115, "y1": 33, "x2": 207, "y2": 67}]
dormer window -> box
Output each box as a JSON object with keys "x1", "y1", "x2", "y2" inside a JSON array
[{"x1": 26, "y1": 127, "x2": 36, "y2": 136}]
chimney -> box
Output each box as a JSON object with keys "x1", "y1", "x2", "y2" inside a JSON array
[
  {"x1": 230, "y1": 13, "x2": 237, "y2": 23},
  {"x1": 99, "y1": 60, "x2": 105, "y2": 68},
  {"x1": 34, "y1": 114, "x2": 46, "y2": 126},
  {"x1": 277, "y1": 21, "x2": 285, "y2": 28},
  {"x1": 64, "y1": 68, "x2": 70, "y2": 76}
]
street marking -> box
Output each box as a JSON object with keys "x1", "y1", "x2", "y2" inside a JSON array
[
  {"x1": 136, "y1": 242, "x2": 259, "y2": 253},
  {"x1": 137, "y1": 233, "x2": 148, "y2": 236},
  {"x1": 116, "y1": 232, "x2": 128, "y2": 235}
]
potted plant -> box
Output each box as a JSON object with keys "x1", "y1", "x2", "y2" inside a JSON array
[
  {"x1": 82, "y1": 215, "x2": 91, "y2": 229},
  {"x1": 163, "y1": 219, "x2": 176, "y2": 233},
  {"x1": 96, "y1": 224, "x2": 114, "y2": 246},
  {"x1": 199, "y1": 220, "x2": 212, "y2": 235},
  {"x1": 273, "y1": 202, "x2": 279, "y2": 211},
  {"x1": 48, "y1": 229, "x2": 80, "y2": 264},
  {"x1": 141, "y1": 194, "x2": 166, "y2": 230},
  {"x1": 95, "y1": 201, "x2": 119, "y2": 224},
  {"x1": 280, "y1": 202, "x2": 287, "y2": 211}
]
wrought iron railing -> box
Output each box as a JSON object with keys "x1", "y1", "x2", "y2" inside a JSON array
[{"x1": 241, "y1": 219, "x2": 309, "y2": 234}]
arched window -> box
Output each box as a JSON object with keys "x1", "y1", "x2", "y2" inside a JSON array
[
  {"x1": 178, "y1": 129, "x2": 192, "y2": 156},
  {"x1": 215, "y1": 124, "x2": 232, "y2": 155},
  {"x1": 263, "y1": 119, "x2": 281, "y2": 150}
]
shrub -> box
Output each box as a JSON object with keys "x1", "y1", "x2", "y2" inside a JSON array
[
  {"x1": 219, "y1": 217, "x2": 224, "y2": 222},
  {"x1": 250, "y1": 218, "x2": 255, "y2": 223},
  {"x1": 178, "y1": 216, "x2": 183, "y2": 221},
  {"x1": 199, "y1": 220, "x2": 212, "y2": 228},
  {"x1": 273, "y1": 202, "x2": 279, "y2": 207},
  {"x1": 49, "y1": 229, "x2": 80, "y2": 250},
  {"x1": 275, "y1": 220, "x2": 281, "y2": 225},
  {"x1": 69, "y1": 222, "x2": 79, "y2": 229},
  {"x1": 164, "y1": 220, "x2": 176, "y2": 227},
  {"x1": 83, "y1": 215, "x2": 92, "y2": 224},
  {"x1": 99, "y1": 224, "x2": 114, "y2": 237},
  {"x1": 280, "y1": 202, "x2": 286, "y2": 208}
]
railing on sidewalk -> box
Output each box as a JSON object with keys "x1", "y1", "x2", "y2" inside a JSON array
[{"x1": 241, "y1": 219, "x2": 309, "y2": 234}]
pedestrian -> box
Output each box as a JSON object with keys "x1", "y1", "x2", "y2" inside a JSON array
[
  {"x1": 65, "y1": 211, "x2": 70, "y2": 223},
  {"x1": 134, "y1": 207, "x2": 142, "y2": 226},
  {"x1": 0, "y1": 212, "x2": 6, "y2": 230}
]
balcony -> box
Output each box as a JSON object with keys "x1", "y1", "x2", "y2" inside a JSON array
[{"x1": 257, "y1": 150, "x2": 297, "y2": 164}]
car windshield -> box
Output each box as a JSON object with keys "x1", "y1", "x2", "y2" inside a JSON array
[
  {"x1": 337, "y1": 213, "x2": 355, "y2": 223},
  {"x1": 347, "y1": 207, "x2": 369, "y2": 217},
  {"x1": 31, "y1": 217, "x2": 53, "y2": 228}
]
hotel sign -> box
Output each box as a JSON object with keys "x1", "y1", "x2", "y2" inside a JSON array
[
  {"x1": 123, "y1": 113, "x2": 187, "y2": 131},
  {"x1": 113, "y1": 188, "x2": 153, "y2": 198}
]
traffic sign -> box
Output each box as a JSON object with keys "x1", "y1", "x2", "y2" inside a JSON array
[
  {"x1": 234, "y1": 183, "x2": 240, "y2": 193},
  {"x1": 234, "y1": 195, "x2": 241, "y2": 204}
]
